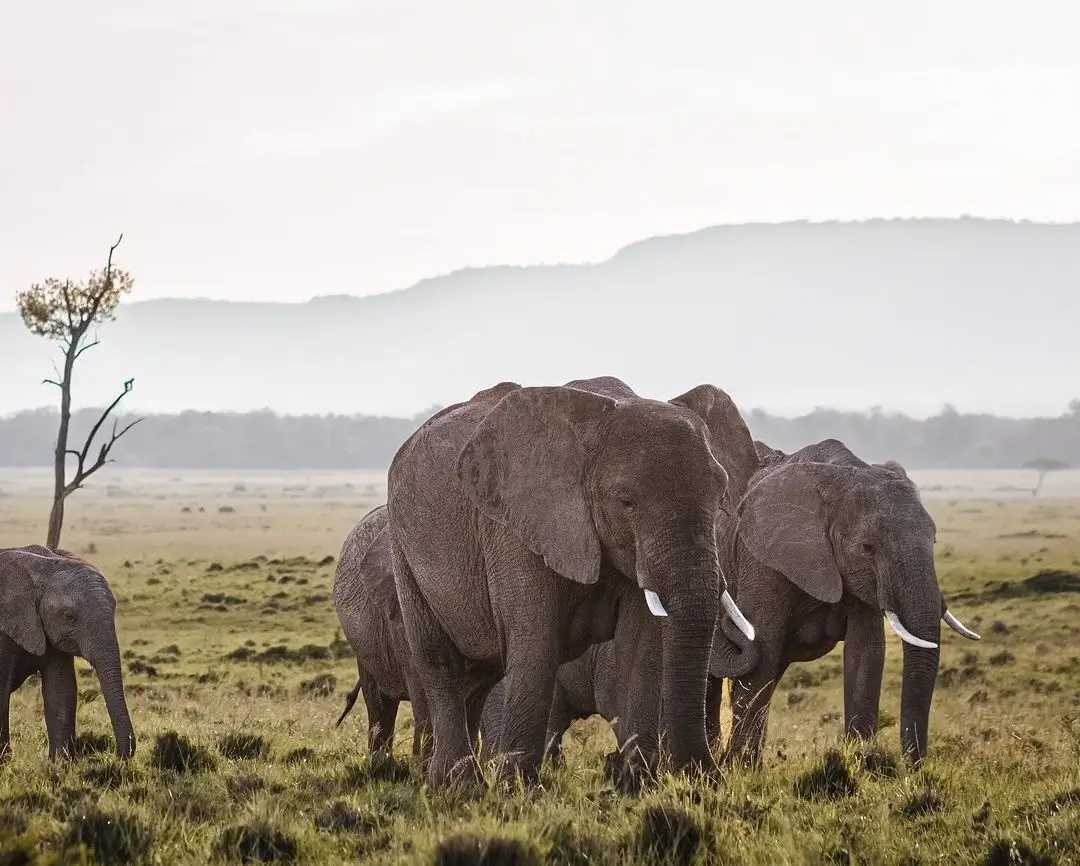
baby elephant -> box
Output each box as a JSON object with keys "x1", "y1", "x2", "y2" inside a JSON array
[
  {"x1": 333, "y1": 505, "x2": 431, "y2": 758},
  {"x1": 0, "y1": 545, "x2": 136, "y2": 761}
]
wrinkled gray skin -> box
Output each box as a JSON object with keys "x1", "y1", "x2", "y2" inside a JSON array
[
  {"x1": 721, "y1": 438, "x2": 979, "y2": 766},
  {"x1": 480, "y1": 383, "x2": 762, "y2": 768},
  {"x1": 387, "y1": 375, "x2": 749, "y2": 790},
  {"x1": 332, "y1": 505, "x2": 433, "y2": 759},
  {"x1": 0, "y1": 545, "x2": 135, "y2": 761}
]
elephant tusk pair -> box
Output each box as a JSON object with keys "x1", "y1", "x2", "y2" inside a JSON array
[
  {"x1": 642, "y1": 589, "x2": 757, "y2": 642},
  {"x1": 943, "y1": 609, "x2": 981, "y2": 640},
  {"x1": 883, "y1": 608, "x2": 982, "y2": 649}
]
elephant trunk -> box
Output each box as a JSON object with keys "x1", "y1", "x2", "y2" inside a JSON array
[
  {"x1": 658, "y1": 563, "x2": 720, "y2": 773},
  {"x1": 84, "y1": 634, "x2": 135, "y2": 758},
  {"x1": 879, "y1": 556, "x2": 941, "y2": 764},
  {"x1": 709, "y1": 613, "x2": 761, "y2": 679},
  {"x1": 899, "y1": 628, "x2": 940, "y2": 763}
]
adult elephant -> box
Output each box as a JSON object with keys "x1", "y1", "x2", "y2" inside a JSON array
[
  {"x1": 387, "y1": 376, "x2": 756, "y2": 790},
  {"x1": 333, "y1": 505, "x2": 432, "y2": 759},
  {"x1": 0, "y1": 546, "x2": 136, "y2": 761},
  {"x1": 719, "y1": 439, "x2": 981, "y2": 766},
  {"x1": 479, "y1": 381, "x2": 762, "y2": 771}
]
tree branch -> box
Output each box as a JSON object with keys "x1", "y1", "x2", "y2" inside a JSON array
[
  {"x1": 73, "y1": 339, "x2": 101, "y2": 361},
  {"x1": 106, "y1": 234, "x2": 123, "y2": 278},
  {"x1": 42, "y1": 379, "x2": 62, "y2": 388},
  {"x1": 62, "y1": 378, "x2": 140, "y2": 495}
]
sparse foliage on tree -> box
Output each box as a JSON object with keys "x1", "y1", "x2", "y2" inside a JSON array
[
  {"x1": 15, "y1": 234, "x2": 143, "y2": 548},
  {"x1": 1022, "y1": 457, "x2": 1070, "y2": 497}
]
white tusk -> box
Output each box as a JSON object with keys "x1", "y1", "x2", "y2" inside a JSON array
[
  {"x1": 883, "y1": 610, "x2": 938, "y2": 649},
  {"x1": 721, "y1": 590, "x2": 756, "y2": 641},
  {"x1": 643, "y1": 589, "x2": 669, "y2": 617},
  {"x1": 943, "y1": 609, "x2": 981, "y2": 641}
]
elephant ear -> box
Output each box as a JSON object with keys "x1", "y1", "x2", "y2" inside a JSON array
[
  {"x1": 457, "y1": 385, "x2": 618, "y2": 584},
  {"x1": 736, "y1": 462, "x2": 852, "y2": 604},
  {"x1": 669, "y1": 384, "x2": 758, "y2": 501},
  {"x1": 0, "y1": 552, "x2": 47, "y2": 655}
]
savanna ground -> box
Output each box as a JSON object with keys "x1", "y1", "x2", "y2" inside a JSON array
[{"x1": 1, "y1": 466, "x2": 1079, "y2": 865}]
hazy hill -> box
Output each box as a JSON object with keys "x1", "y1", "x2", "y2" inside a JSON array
[{"x1": 3, "y1": 218, "x2": 1077, "y2": 418}]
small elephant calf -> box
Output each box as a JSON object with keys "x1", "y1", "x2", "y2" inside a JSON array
[
  {"x1": 333, "y1": 506, "x2": 432, "y2": 758},
  {"x1": 0, "y1": 545, "x2": 136, "y2": 761}
]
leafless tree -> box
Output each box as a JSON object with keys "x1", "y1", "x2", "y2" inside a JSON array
[{"x1": 15, "y1": 234, "x2": 142, "y2": 548}]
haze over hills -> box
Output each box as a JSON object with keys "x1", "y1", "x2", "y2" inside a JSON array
[{"x1": 3, "y1": 217, "x2": 1076, "y2": 419}]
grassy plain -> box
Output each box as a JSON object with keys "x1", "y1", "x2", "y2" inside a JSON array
[{"x1": 1, "y1": 466, "x2": 1079, "y2": 865}]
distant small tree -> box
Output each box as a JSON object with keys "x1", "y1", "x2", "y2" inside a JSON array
[
  {"x1": 15, "y1": 234, "x2": 142, "y2": 548},
  {"x1": 1022, "y1": 457, "x2": 1070, "y2": 497}
]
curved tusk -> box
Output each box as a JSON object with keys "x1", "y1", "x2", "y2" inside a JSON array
[
  {"x1": 883, "y1": 610, "x2": 938, "y2": 649},
  {"x1": 643, "y1": 589, "x2": 669, "y2": 617},
  {"x1": 943, "y1": 609, "x2": 981, "y2": 641},
  {"x1": 721, "y1": 590, "x2": 756, "y2": 641}
]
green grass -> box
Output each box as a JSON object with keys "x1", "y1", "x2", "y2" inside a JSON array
[{"x1": 1, "y1": 469, "x2": 1079, "y2": 864}]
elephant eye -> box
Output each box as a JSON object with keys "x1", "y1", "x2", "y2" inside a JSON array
[
  {"x1": 861, "y1": 543, "x2": 874, "y2": 556},
  {"x1": 617, "y1": 495, "x2": 636, "y2": 512}
]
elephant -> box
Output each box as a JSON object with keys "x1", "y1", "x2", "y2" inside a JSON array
[
  {"x1": 385, "y1": 375, "x2": 756, "y2": 790},
  {"x1": 332, "y1": 505, "x2": 432, "y2": 759},
  {"x1": 480, "y1": 388, "x2": 764, "y2": 768},
  {"x1": 0, "y1": 545, "x2": 136, "y2": 761},
  {"x1": 716, "y1": 438, "x2": 981, "y2": 766}
]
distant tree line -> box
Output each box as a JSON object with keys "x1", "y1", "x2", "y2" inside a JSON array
[{"x1": 1, "y1": 401, "x2": 1077, "y2": 471}]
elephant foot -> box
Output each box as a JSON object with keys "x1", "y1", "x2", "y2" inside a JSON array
[
  {"x1": 48, "y1": 743, "x2": 76, "y2": 762},
  {"x1": 603, "y1": 749, "x2": 658, "y2": 796},
  {"x1": 673, "y1": 755, "x2": 725, "y2": 789},
  {"x1": 490, "y1": 749, "x2": 546, "y2": 792},
  {"x1": 428, "y1": 753, "x2": 486, "y2": 798}
]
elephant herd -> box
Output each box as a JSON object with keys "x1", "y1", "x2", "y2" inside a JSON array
[
  {"x1": 330, "y1": 376, "x2": 983, "y2": 792},
  {"x1": 0, "y1": 374, "x2": 984, "y2": 796}
]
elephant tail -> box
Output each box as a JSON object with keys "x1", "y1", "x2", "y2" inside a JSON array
[{"x1": 335, "y1": 679, "x2": 362, "y2": 728}]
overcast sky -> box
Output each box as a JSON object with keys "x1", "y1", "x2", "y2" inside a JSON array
[{"x1": 3, "y1": 0, "x2": 1079, "y2": 312}]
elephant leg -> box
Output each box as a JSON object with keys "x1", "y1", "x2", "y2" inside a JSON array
[
  {"x1": 843, "y1": 605, "x2": 885, "y2": 743},
  {"x1": 544, "y1": 681, "x2": 575, "y2": 768},
  {"x1": 406, "y1": 672, "x2": 433, "y2": 762},
  {"x1": 491, "y1": 573, "x2": 565, "y2": 785},
  {"x1": 0, "y1": 667, "x2": 11, "y2": 763},
  {"x1": 726, "y1": 664, "x2": 784, "y2": 768},
  {"x1": 40, "y1": 651, "x2": 77, "y2": 760},
  {"x1": 496, "y1": 653, "x2": 558, "y2": 786},
  {"x1": 612, "y1": 606, "x2": 662, "y2": 774},
  {"x1": 0, "y1": 637, "x2": 36, "y2": 763},
  {"x1": 390, "y1": 540, "x2": 479, "y2": 791},
  {"x1": 477, "y1": 679, "x2": 504, "y2": 764},
  {"x1": 705, "y1": 675, "x2": 724, "y2": 755},
  {"x1": 465, "y1": 679, "x2": 496, "y2": 756},
  {"x1": 363, "y1": 683, "x2": 399, "y2": 757}
]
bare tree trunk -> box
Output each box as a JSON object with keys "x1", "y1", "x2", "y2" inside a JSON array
[{"x1": 47, "y1": 348, "x2": 76, "y2": 549}]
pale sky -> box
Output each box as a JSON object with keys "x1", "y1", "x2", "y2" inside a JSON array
[{"x1": 3, "y1": 0, "x2": 1079, "y2": 311}]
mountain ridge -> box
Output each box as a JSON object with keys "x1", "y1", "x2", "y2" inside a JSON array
[{"x1": 3, "y1": 217, "x2": 1075, "y2": 418}]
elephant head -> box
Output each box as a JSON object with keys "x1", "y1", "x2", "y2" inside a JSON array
[
  {"x1": 0, "y1": 548, "x2": 136, "y2": 758},
  {"x1": 733, "y1": 451, "x2": 978, "y2": 761},
  {"x1": 457, "y1": 379, "x2": 756, "y2": 770}
]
